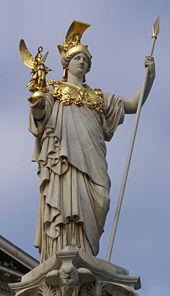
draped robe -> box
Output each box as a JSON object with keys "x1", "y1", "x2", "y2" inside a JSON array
[{"x1": 29, "y1": 85, "x2": 124, "y2": 262}]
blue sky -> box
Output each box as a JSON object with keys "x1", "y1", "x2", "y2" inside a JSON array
[{"x1": 0, "y1": 1, "x2": 170, "y2": 295}]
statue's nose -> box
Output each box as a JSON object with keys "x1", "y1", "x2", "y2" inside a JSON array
[{"x1": 79, "y1": 58, "x2": 84, "y2": 64}]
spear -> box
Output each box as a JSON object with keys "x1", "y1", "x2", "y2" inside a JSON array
[{"x1": 106, "y1": 17, "x2": 160, "y2": 262}]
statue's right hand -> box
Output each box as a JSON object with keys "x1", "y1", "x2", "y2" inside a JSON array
[
  {"x1": 28, "y1": 90, "x2": 46, "y2": 105},
  {"x1": 31, "y1": 98, "x2": 45, "y2": 109},
  {"x1": 29, "y1": 91, "x2": 46, "y2": 120}
]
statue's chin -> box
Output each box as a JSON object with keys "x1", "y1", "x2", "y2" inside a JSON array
[{"x1": 28, "y1": 90, "x2": 45, "y2": 104}]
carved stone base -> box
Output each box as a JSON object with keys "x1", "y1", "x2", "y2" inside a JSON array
[{"x1": 9, "y1": 247, "x2": 140, "y2": 296}]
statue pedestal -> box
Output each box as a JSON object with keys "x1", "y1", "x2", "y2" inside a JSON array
[{"x1": 9, "y1": 247, "x2": 140, "y2": 296}]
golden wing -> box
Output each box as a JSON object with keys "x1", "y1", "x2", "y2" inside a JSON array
[
  {"x1": 19, "y1": 39, "x2": 34, "y2": 69},
  {"x1": 42, "y1": 51, "x2": 49, "y2": 63}
]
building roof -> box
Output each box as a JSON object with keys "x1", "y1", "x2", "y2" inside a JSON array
[{"x1": 0, "y1": 235, "x2": 39, "y2": 293}]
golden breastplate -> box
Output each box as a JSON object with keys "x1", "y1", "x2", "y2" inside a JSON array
[{"x1": 48, "y1": 80, "x2": 104, "y2": 114}]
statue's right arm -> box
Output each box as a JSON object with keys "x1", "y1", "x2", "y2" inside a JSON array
[
  {"x1": 29, "y1": 88, "x2": 54, "y2": 121},
  {"x1": 28, "y1": 90, "x2": 54, "y2": 137},
  {"x1": 30, "y1": 98, "x2": 46, "y2": 120}
]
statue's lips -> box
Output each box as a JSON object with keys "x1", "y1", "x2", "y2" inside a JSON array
[{"x1": 77, "y1": 65, "x2": 84, "y2": 69}]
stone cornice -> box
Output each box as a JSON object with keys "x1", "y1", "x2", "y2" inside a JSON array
[{"x1": 0, "y1": 236, "x2": 39, "y2": 270}]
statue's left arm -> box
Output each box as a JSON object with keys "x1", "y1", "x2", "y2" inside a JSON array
[{"x1": 122, "y1": 56, "x2": 155, "y2": 114}]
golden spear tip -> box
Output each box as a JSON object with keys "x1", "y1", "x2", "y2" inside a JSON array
[{"x1": 152, "y1": 16, "x2": 160, "y2": 38}]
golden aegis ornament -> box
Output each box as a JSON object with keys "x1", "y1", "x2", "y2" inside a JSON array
[{"x1": 48, "y1": 80, "x2": 104, "y2": 114}]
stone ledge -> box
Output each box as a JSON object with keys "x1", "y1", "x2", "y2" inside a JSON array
[{"x1": 9, "y1": 247, "x2": 140, "y2": 296}]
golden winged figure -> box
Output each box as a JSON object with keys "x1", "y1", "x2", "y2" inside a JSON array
[{"x1": 19, "y1": 39, "x2": 51, "y2": 93}]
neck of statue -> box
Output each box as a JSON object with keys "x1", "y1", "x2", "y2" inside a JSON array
[{"x1": 67, "y1": 72, "x2": 84, "y2": 88}]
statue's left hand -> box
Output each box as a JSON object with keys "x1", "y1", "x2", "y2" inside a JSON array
[{"x1": 145, "y1": 56, "x2": 155, "y2": 78}]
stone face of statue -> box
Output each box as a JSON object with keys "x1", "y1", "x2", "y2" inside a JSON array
[{"x1": 67, "y1": 52, "x2": 89, "y2": 79}]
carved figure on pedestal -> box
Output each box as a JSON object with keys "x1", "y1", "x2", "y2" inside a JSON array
[{"x1": 19, "y1": 21, "x2": 155, "y2": 264}]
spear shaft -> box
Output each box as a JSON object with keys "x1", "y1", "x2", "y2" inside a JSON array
[{"x1": 106, "y1": 17, "x2": 159, "y2": 262}]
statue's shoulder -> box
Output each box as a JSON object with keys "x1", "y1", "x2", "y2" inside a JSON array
[
  {"x1": 84, "y1": 84, "x2": 104, "y2": 100},
  {"x1": 83, "y1": 85, "x2": 104, "y2": 114},
  {"x1": 84, "y1": 84, "x2": 103, "y2": 94},
  {"x1": 47, "y1": 80, "x2": 62, "y2": 94},
  {"x1": 47, "y1": 80, "x2": 74, "y2": 91},
  {"x1": 47, "y1": 79, "x2": 60, "y2": 87}
]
